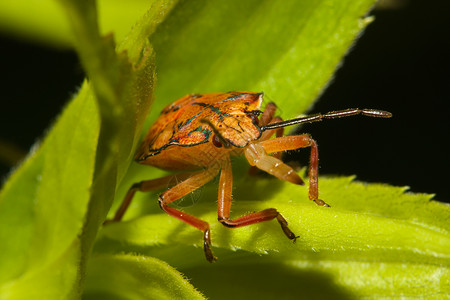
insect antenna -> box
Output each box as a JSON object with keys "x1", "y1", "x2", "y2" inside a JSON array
[
  {"x1": 261, "y1": 108, "x2": 392, "y2": 131},
  {"x1": 200, "y1": 119, "x2": 231, "y2": 148}
]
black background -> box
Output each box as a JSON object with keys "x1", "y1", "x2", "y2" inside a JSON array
[{"x1": 1, "y1": 1, "x2": 449, "y2": 202}]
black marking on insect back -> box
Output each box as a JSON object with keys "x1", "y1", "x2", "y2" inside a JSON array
[
  {"x1": 192, "y1": 102, "x2": 230, "y2": 122},
  {"x1": 224, "y1": 94, "x2": 243, "y2": 102},
  {"x1": 177, "y1": 114, "x2": 197, "y2": 130},
  {"x1": 219, "y1": 92, "x2": 248, "y2": 103},
  {"x1": 232, "y1": 118, "x2": 248, "y2": 134},
  {"x1": 192, "y1": 102, "x2": 223, "y2": 115},
  {"x1": 171, "y1": 125, "x2": 177, "y2": 137},
  {"x1": 138, "y1": 134, "x2": 211, "y2": 161},
  {"x1": 192, "y1": 102, "x2": 208, "y2": 107},
  {"x1": 168, "y1": 138, "x2": 180, "y2": 144},
  {"x1": 219, "y1": 92, "x2": 263, "y2": 105},
  {"x1": 188, "y1": 126, "x2": 212, "y2": 139},
  {"x1": 138, "y1": 123, "x2": 214, "y2": 162},
  {"x1": 161, "y1": 104, "x2": 180, "y2": 115},
  {"x1": 174, "y1": 104, "x2": 220, "y2": 135},
  {"x1": 209, "y1": 106, "x2": 222, "y2": 115},
  {"x1": 218, "y1": 112, "x2": 229, "y2": 121}
]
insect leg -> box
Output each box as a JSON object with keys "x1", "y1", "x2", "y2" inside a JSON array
[
  {"x1": 218, "y1": 155, "x2": 298, "y2": 241},
  {"x1": 245, "y1": 142, "x2": 304, "y2": 185},
  {"x1": 217, "y1": 156, "x2": 233, "y2": 220},
  {"x1": 158, "y1": 167, "x2": 220, "y2": 262},
  {"x1": 105, "y1": 172, "x2": 196, "y2": 224},
  {"x1": 258, "y1": 102, "x2": 278, "y2": 126},
  {"x1": 249, "y1": 103, "x2": 284, "y2": 175},
  {"x1": 259, "y1": 135, "x2": 329, "y2": 207},
  {"x1": 258, "y1": 102, "x2": 284, "y2": 141},
  {"x1": 258, "y1": 116, "x2": 284, "y2": 143}
]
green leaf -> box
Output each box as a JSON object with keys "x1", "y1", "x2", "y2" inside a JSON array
[
  {"x1": 149, "y1": 0, "x2": 376, "y2": 118},
  {"x1": 83, "y1": 253, "x2": 206, "y2": 300},
  {"x1": 97, "y1": 176, "x2": 450, "y2": 298},
  {"x1": 0, "y1": 85, "x2": 99, "y2": 299},
  {"x1": 4, "y1": 0, "x2": 448, "y2": 299},
  {"x1": 0, "y1": 0, "x2": 159, "y2": 48},
  {"x1": 0, "y1": 1, "x2": 175, "y2": 298}
]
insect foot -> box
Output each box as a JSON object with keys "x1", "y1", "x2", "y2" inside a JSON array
[
  {"x1": 314, "y1": 199, "x2": 330, "y2": 207},
  {"x1": 203, "y1": 229, "x2": 217, "y2": 262}
]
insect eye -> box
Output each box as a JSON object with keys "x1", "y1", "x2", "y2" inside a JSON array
[
  {"x1": 212, "y1": 135, "x2": 223, "y2": 148},
  {"x1": 248, "y1": 112, "x2": 260, "y2": 125}
]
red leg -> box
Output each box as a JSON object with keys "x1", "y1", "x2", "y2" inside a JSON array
[
  {"x1": 158, "y1": 167, "x2": 220, "y2": 262},
  {"x1": 217, "y1": 155, "x2": 298, "y2": 241},
  {"x1": 105, "y1": 172, "x2": 195, "y2": 223},
  {"x1": 259, "y1": 135, "x2": 329, "y2": 207}
]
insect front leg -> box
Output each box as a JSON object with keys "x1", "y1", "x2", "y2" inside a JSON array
[
  {"x1": 158, "y1": 167, "x2": 220, "y2": 263},
  {"x1": 217, "y1": 155, "x2": 298, "y2": 242},
  {"x1": 245, "y1": 142, "x2": 304, "y2": 185},
  {"x1": 105, "y1": 172, "x2": 195, "y2": 224},
  {"x1": 249, "y1": 103, "x2": 286, "y2": 176},
  {"x1": 259, "y1": 135, "x2": 329, "y2": 207}
]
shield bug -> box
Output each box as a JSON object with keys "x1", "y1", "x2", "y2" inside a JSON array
[{"x1": 106, "y1": 92, "x2": 392, "y2": 262}]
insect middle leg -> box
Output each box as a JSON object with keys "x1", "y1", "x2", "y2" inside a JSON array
[
  {"x1": 158, "y1": 167, "x2": 220, "y2": 262},
  {"x1": 217, "y1": 156, "x2": 298, "y2": 242},
  {"x1": 259, "y1": 135, "x2": 329, "y2": 207}
]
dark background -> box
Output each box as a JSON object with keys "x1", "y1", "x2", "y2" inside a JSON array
[{"x1": 1, "y1": 1, "x2": 449, "y2": 202}]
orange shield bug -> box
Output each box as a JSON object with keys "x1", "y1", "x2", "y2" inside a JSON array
[{"x1": 106, "y1": 92, "x2": 392, "y2": 262}]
